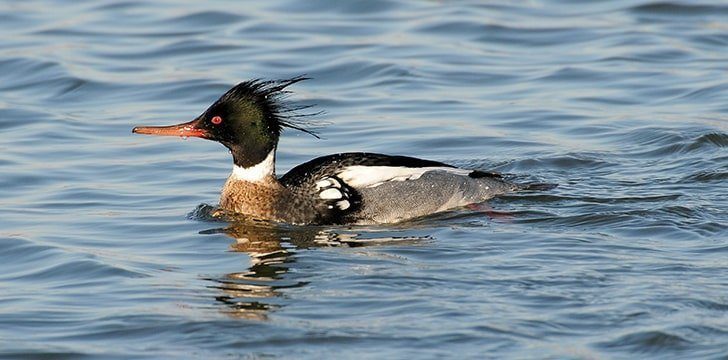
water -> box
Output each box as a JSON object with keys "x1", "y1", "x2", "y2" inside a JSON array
[{"x1": 1, "y1": 0, "x2": 726, "y2": 358}]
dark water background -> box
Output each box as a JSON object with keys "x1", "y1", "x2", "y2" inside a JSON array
[{"x1": 1, "y1": 0, "x2": 727, "y2": 358}]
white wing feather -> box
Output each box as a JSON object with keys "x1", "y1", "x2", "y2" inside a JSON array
[{"x1": 337, "y1": 166, "x2": 472, "y2": 188}]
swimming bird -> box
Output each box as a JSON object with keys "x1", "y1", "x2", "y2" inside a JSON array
[{"x1": 133, "y1": 77, "x2": 546, "y2": 225}]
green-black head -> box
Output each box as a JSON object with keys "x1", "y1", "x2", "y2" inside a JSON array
[{"x1": 133, "y1": 76, "x2": 318, "y2": 167}]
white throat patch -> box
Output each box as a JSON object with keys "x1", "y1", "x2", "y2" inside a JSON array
[{"x1": 230, "y1": 149, "x2": 276, "y2": 183}]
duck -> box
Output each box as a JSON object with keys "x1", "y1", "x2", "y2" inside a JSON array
[{"x1": 133, "y1": 77, "x2": 550, "y2": 225}]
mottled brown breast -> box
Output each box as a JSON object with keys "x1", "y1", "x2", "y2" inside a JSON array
[{"x1": 219, "y1": 175, "x2": 319, "y2": 224}]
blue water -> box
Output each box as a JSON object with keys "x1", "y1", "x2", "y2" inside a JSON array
[{"x1": 1, "y1": 0, "x2": 727, "y2": 358}]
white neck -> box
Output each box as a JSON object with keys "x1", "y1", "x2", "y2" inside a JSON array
[{"x1": 230, "y1": 149, "x2": 276, "y2": 183}]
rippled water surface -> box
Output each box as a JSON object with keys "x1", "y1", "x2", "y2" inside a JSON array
[{"x1": 1, "y1": 0, "x2": 727, "y2": 358}]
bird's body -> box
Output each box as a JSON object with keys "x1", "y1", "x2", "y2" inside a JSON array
[
  {"x1": 276, "y1": 152, "x2": 516, "y2": 224},
  {"x1": 133, "y1": 78, "x2": 548, "y2": 225}
]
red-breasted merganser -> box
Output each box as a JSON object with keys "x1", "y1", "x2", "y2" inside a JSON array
[{"x1": 133, "y1": 77, "x2": 549, "y2": 225}]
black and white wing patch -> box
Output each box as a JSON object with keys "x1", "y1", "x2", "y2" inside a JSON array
[{"x1": 314, "y1": 176, "x2": 362, "y2": 221}]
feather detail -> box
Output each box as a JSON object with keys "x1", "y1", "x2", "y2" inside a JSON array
[
  {"x1": 215, "y1": 76, "x2": 323, "y2": 138},
  {"x1": 337, "y1": 166, "x2": 472, "y2": 188}
]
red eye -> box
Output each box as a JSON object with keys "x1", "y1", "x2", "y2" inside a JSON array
[{"x1": 211, "y1": 116, "x2": 223, "y2": 125}]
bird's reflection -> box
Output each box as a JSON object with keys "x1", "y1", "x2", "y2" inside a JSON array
[{"x1": 199, "y1": 217, "x2": 430, "y2": 320}]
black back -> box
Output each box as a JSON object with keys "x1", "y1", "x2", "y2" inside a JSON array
[{"x1": 279, "y1": 152, "x2": 455, "y2": 188}]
